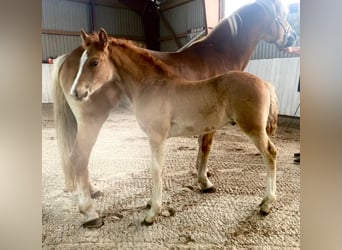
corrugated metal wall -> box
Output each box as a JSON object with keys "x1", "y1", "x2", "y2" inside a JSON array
[
  {"x1": 160, "y1": 0, "x2": 206, "y2": 51},
  {"x1": 42, "y1": 64, "x2": 54, "y2": 103},
  {"x1": 95, "y1": 6, "x2": 143, "y2": 37},
  {"x1": 42, "y1": 0, "x2": 144, "y2": 60},
  {"x1": 42, "y1": 0, "x2": 91, "y2": 31},
  {"x1": 245, "y1": 57, "x2": 300, "y2": 116},
  {"x1": 42, "y1": 35, "x2": 82, "y2": 60}
]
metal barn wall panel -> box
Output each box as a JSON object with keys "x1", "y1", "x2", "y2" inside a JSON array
[
  {"x1": 42, "y1": 64, "x2": 54, "y2": 103},
  {"x1": 42, "y1": 34, "x2": 81, "y2": 60},
  {"x1": 42, "y1": 0, "x2": 145, "y2": 61},
  {"x1": 161, "y1": 37, "x2": 188, "y2": 52},
  {"x1": 245, "y1": 58, "x2": 300, "y2": 117},
  {"x1": 160, "y1": 0, "x2": 205, "y2": 51},
  {"x1": 95, "y1": 5, "x2": 144, "y2": 37},
  {"x1": 42, "y1": 0, "x2": 91, "y2": 31},
  {"x1": 252, "y1": 41, "x2": 282, "y2": 60}
]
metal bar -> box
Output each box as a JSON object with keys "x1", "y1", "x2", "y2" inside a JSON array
[
  {"x1": 159, "y1": 32, "x2": 188, "y2": 42},
  {"x1": 159, "y1": 12, "x2": 183, "y2": 49},
  {"x1": 90, "y1": 0, "x2": 96, "y2": 31},
  {"x1": 177, "y1": 29, "x2": 207, "y2": 52},
  {"x1": 202, "y1": 0, "x2": 208, "y2": 34},
  {"x1": 285, "y1": 103, "x2": 300, "y2": 131}
]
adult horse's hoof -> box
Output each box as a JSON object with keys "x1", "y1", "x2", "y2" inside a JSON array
[
  {"x1": 141, "y1": 219, "x2": 153, "y2": 226},
  {"x1": 82, "y1": 217, "x2": 104, "y2": 228},
  {"x1": 201, "y1": 186, "x2": 216, "y2": 193}
]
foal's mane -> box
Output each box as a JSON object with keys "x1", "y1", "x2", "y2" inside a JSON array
[
  {"x1": 109, "y1": 37, "x2": 174, "y2": 79},
  {"x1": 82, "y1": 31, "x2": 174, "y2": 79}
]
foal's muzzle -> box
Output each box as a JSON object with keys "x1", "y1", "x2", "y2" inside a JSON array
[{"x1": 71, "y1": 88, "x2": 89, "y2": 101}]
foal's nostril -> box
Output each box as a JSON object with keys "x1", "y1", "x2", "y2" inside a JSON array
[
  {"x1": 71, "y1": 87, "x2": 89, "y2": 100},
  {"x1": 71, "y1": 90, "x2": 78, "y2": 98}
]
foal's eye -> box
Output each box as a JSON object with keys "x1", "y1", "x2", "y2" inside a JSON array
[{"x1": 89, "y1": 60, "x2": 99, "y2": 67}]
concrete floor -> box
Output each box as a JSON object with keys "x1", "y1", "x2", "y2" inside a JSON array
[{"x1": 42, "y1": 103, "x2": 300, "y2": 249}]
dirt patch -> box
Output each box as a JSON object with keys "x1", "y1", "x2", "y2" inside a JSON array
[{"x1": 42, "y1": 104, "x2": 300, "y2": 249}]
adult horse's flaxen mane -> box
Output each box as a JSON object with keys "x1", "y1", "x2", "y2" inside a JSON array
[{"x1": 52, "y1": 0, "x2": 296, "y2": 228}]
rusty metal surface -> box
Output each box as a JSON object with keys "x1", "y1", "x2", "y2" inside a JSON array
[{"x1": 42, "y1": 104, "x2": 300, "y2": 249}]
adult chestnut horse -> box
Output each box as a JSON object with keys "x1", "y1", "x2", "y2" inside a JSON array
[
  {"x1": 53, "y1": 0, "x2": 296, "y2": 227},
  {"x1": 65, "y1": 29, "x2": 279, "y2": 225}
]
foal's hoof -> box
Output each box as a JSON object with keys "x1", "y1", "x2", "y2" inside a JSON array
[
  {"x1": 259, "y1": 209, "x2": 270, "y2": 216},
  {"x1": 141, "y1": 219, "x2": 153, "y2": 226},
  {"x1": 259, "y1": 199, "x2": 271, "y2": 216},
  {"x1": 90, "y1": 190, "x2": 103, "y2": 199},
  {"x1": 82, "y1": 217, "x2": 104, "y2": 228},
  {"x1": 201, "y1": 186, "x2": 216, "y2": 193}
]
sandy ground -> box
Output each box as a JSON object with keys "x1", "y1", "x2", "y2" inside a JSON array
[{"x1": 42, "y1": 103, "x2": 300, "y2": 249}]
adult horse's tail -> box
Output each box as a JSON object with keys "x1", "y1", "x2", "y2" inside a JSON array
[
  {"x1": 52, "y1": 54, "x2": 77, "y2": 192},
  {"x1": 265, "y1": 81, "x2": 279, "y2": 136}
]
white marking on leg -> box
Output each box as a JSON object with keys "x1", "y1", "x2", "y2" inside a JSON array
[
  {"x1": 70, "y1": 50, "x2": 88, "y2": 95},
  {"x1": 145, "y1": 140, "x2": 165, "y2": 223}
]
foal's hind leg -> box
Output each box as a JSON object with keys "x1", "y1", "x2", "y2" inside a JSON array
[
  {"x1": 249, "y1": 132, "x2": 277, "y2": 215},
  {"x1": 195, "y1": 132, "x2": 216, "y2": 192}
]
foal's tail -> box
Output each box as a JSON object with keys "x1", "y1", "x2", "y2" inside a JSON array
[
  {"x1": 52, "y1": 54, "x2": 77, "y2": 192},
  {"x1": 265, "y1": 81, "x2": 279, "y2": 136}
]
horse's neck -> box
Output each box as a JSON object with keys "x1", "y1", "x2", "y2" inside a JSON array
[
  {"x1": 113, "y1": 46, "x2": 168, "y2": 101},
  {"x1": 206, "y1": 8, "x2": 264, "y2": 70}
]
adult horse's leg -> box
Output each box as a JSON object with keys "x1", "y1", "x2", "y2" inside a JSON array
[
  {"x1": 196, "y1": 132, "x2": 216, "y2": 192},
  {"x1": 69, "y1": 114, "x2": 109, "y2": 228},
  {"x1": 143, "y1": 136, "x2": 166, "y2": 225}
]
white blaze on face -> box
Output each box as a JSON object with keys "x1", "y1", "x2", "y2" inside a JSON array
[{"x1": 70, "y1": 50, "x2": 88, "y2": 95}]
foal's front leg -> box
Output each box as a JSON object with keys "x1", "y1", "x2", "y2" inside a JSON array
[
  {"x1": 143, "y1": 138, "x2": 166, "y2": 225},
  {"x1": 69, "y1": 120, "x2": 107, "y2": 228},
  {"x1": 195, "y1": 132, "x2": 216, "y2": 192}
]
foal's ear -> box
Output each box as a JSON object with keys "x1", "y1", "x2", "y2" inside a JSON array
[
  {"x1": 99, "y1": 28, "x2": 109, "y2": 49},
  {"x1": 80, "y1": 29, "x2": 90, "y2": 46}
]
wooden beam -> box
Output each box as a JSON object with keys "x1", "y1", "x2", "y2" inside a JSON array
[
  {"x1": 42, "y1": 29, "x2": 80, "y2": 37},
  {"x1": 41, "y1": 29, "x2": 145, "y2": 41},
  {"x1": 63, "y1": 0, "x2": 129, "y2": 9},
  {"x1": 160, "y1": 0, "x2": 195, "y2": 11}
]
